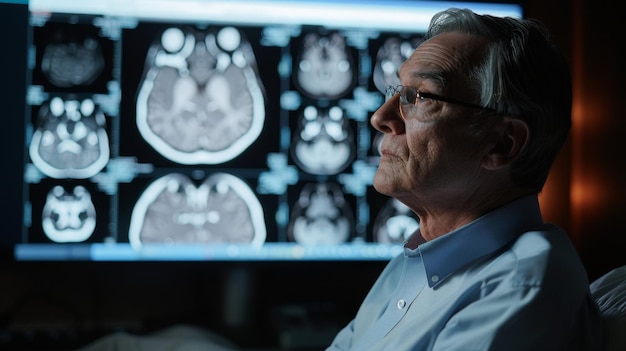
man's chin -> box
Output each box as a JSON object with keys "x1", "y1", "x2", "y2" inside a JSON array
[{"x1": 372, "y1": 175, "x2": 393, "y2": 197}]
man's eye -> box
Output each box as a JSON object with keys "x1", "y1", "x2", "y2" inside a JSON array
[
  {"x1": 417, "y1": 92, "x2": 438, "y2": 103},
  {"x1": 403, "y1": 91, "x2": 417, "y2": 104}
]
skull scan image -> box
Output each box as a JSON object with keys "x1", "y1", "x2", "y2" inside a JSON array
[
  {"x1": 42, "y1": 185, "x2": 97, "y2": 243},
  {"x1": 41, "y1": 33, "x2": 105, "y2": 88},
  {"x1": 294, "y1": 32, "x2": 355, "y2": 100},
  {"x1": 29, "y1": 97, "x2": 110, "y2": 179},
  {"x1": 291, "y1": 105, "x2": 355, "y2": 175},
  {"x1": 129, "y1": 173, "x2": 266, "y2": 249},
  {"x1": 372, "y1": 37, "x2": 420, "y2": 94},
  {"x1": 288, "y1": 183, "x2": 354, "y2": 245},
  {"x1": 373, "y1": 198, "x2": 420, "y2": 244},
  {"x1": 136, "y1": 26, "x2": 266, "y2": 165}
]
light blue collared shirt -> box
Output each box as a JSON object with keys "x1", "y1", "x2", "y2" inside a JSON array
[{"x1": 327, "y1": 195, "x2": 603, "y2": 351}]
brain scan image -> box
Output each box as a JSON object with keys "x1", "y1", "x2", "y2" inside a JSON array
[
  {"x1": 29, "y1": 97, "x2": 110, "y2": 179},
  {"x1": 136, "y1": 26, "x2": 266, "y2": 165},
  {"x1": 128, "y1": 173, "x2": 266, "y2": 249},
  {"x1": 372, "y1": 37, "x2": 421, "y2": 93},
  {"x1": 40, "y1": 32, "x2": 105, "y2": 88},
  {"x1": 42, "y1": 185, "x2": 97, "y2": 243},
  {"x1": 294, "y1": 31, "x2": 355, "y2": 100},
  {"x1": 372, "y1": 198, "x2": 420, "y2": 243},
  {"x1": 288, "y1": 182, "x2": 354, "y2": 245},
  {"x1": 291, "y1": 105, "x2": 355, "y2": 175}
]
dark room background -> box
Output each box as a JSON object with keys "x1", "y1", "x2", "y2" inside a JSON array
[{"x1": 0, "y1": 0, "x2": 624, "y2": 349}]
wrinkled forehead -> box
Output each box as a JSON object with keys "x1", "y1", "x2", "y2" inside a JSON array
[{"x1": 399, "y1": 31, "x2": 488, "y2": 86}]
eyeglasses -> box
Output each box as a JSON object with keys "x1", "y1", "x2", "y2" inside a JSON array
[{"x1": 385, "y1": 85, "x2": 492, "y2": 120}]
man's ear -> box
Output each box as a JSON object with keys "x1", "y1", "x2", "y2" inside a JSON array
[{"x1": 482, "y1": 118, "x2": 529, "y2": 170}]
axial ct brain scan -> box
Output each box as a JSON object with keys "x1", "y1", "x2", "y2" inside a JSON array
[
  {"x1": 16, "y1": 0, "x2": 522, "y2": 261},
  {"x1": 136, "y1": 26, "x2": 266, "y2": 164}
]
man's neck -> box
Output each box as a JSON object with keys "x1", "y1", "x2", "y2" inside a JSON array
[{"x1": 411, "y1": 189, "x2": 534, "y2": 242}]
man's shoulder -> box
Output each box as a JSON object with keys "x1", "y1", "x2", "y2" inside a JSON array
[
  {"x1": 504, "y1": 224, "x2": 589, "y2": 287},
  {"x1": 510, "y1": 223, "x2": 574, "y2": 260}
]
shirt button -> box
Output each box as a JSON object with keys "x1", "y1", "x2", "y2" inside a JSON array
[
  {"x1": 397, "y1": 299, "x2": 406, "y2": 309},
  {"x1": 431, "y1": 275, "x2": 440, "y2": 283}
]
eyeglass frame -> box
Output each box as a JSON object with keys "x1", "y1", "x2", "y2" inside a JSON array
[{"x1": 385, "y1": 85, "x2": 494, "y2": 120}]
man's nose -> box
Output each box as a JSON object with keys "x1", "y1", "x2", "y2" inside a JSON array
[{"x1": 370, "y1": 93, "x2": 405, "y2": 134}]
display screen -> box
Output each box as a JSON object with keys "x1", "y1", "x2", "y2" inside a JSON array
[{"x1": 7, "y1": 0, "x2": 523, "y2": 261}]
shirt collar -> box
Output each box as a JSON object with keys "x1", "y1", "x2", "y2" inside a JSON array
[{"x1": 404, "y1": 195, "x2": 544, "y2": 288}]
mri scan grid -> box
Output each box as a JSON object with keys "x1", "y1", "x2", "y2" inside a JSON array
[{"x1": 21, "y1": 7, "x2": 423, "y2": 258}]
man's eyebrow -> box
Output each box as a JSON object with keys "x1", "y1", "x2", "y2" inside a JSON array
[{"x1": 411, "y1": 71, "x2": 446, "y2": 88}]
